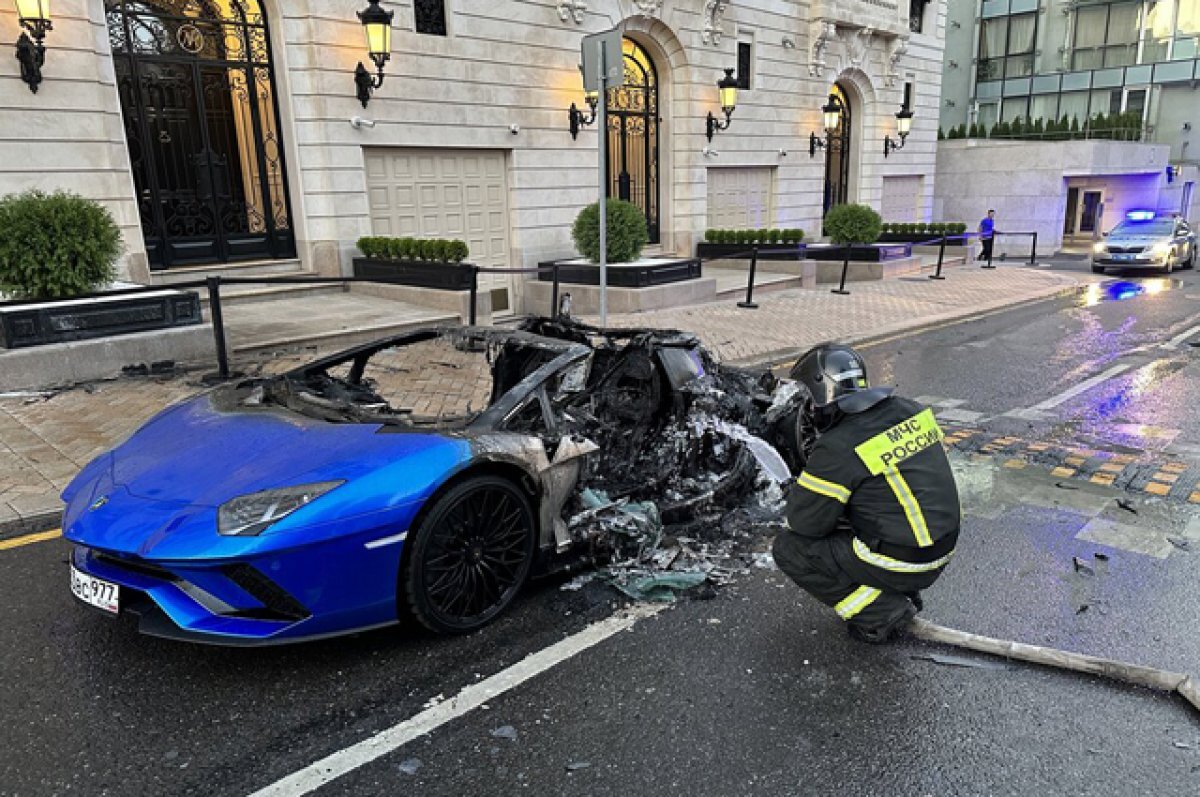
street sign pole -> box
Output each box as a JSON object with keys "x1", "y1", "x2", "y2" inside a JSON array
[
  {"x1": 597, "y1": 44, "x2": 608, "y2": 326},
  {"x1": 581, "y1": 27, "x2": 622, "y2": 327}
]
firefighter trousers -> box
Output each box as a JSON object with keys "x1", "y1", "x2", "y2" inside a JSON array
[{"x1": 771, "y1": 528, "x2": 945, "y2": 632}]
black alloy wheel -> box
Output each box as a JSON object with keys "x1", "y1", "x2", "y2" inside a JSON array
[{"x1": 404, "y1": 475, "x2": 536, "y2": 634}]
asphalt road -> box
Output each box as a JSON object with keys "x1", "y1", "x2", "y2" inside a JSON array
[{"x1": 3, "y1": 260, "x2": 1200, "y2": 796}]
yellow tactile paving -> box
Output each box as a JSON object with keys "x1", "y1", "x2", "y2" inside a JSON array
[
  {"x1": 1190, "y1": 492, "x2": 1200, "y2": 504},
  {"x1": 1065, "y1": 456, "x2": 1087, "y2": 467},
  {"x1": 1003, "y1": 459, "x2": 1027, "y2": 469},
  {"x1": 1152, "y1": 472, "x2": 1179, "y2": 483},
  {"x1": 1090, "y1": 473, "x2": 1117, "y2": 487},
  {"x1": 1145, "y1": 482, "x2": 1172, "y2": 496},
  {"x1": 1050, "y1": 466, "x2": 1076, "y2": 478},
  {"x1": 1099, "y1": 461, "x2": 1125, "y2": 473},
  {"x1": 1161, "y1": 462, "x2": 1189, "y2": 473}
]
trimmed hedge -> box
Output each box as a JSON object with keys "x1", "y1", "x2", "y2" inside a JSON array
[
  {"x1": 572, "y1": 199, "x2": 649, "y2": 263},
  {"x1": 878, "y1": 221, "x2": 967, "y2": 236},
  {"x1": 705, "y1": 227, "x2": 805, "y2": 245},
  {"x1": 823, "y1": 204, "x2": 882, "y2": 245},
  {"x1": 0, "y1": 190, "x2": 121, "y2": 300},
  {"x1": 356, "y1": 236, "x2": 470, "y2": 263}
]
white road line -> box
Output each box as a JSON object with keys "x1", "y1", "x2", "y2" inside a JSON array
[
  {"x1": 1159, "y1": 324, "x2": 1200, "y2": 350},
  {"x1": 1028, "y1": 364, "x2": 1132, "y2": 411},
  {"x1": 246, "y1": 603, "x2": 666, "y2": 797}
]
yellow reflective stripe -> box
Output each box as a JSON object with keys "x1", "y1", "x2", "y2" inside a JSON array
[
  {"x1": 835, "y1": 585, "x2": 882, "y2": 620},
  {"x1": 855, "y1": 408, "x2": 944, "y2": 476},
  {"x1": 884, "y1": 470, "x2": 933, "y2": 547},
  {"x1": 852, "y1": 537, "x2": 954, "y2": 573},
  {"x1": 796, "y1": 471, "x2": 851, "y2": 504}
]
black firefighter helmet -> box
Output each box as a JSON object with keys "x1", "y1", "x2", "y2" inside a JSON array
[{"x1": 790, "y1": 343, "x2": 893, "y2": 415}]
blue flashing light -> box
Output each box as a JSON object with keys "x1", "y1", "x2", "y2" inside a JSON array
[{"x1": 1126, "y1": 210, "x2": 1156, "y2": 222}]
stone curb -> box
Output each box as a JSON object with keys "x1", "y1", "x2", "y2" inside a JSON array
[
  {"x1": 0, "y1": 510, "x2": 63, "y2": 544},
  {"x1": 730, "y1": 271, "x2": 1087, "y2": 369}
]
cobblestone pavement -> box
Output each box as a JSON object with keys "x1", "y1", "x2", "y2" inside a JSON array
[{"x1": 0, "y1": 263, "x2": 1089, "y2": 535}]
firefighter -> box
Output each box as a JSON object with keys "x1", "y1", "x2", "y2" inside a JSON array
[{"x1": 772, "y1": 343, "x2": 960, "y2": 643}]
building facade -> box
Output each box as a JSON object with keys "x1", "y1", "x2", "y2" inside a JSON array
[
  {"x1": 0, "y1": 0, "x2": 948, "y2": 311},
  {"x1": 937, "y1": 0, "x2": 1198, "y2": 254}
]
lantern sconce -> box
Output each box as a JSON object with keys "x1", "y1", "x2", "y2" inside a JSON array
[
  {"x1": 14, "y1": 0, "x2": 53, "y2": 94},
  {"x1": 884, "y1": 104, "x2": 914, "y2": 157},
  {"x1": 568, "y1": 68, "x2": 599, "y2": 140},
  {"x1": 706, "y1": 67, "x2": 738, "y2": 142},
  {"x1": 809, "y1": 93, "x2": 844, "y2": 157},
  {"x1": 354, "y1": 0, "x2": 393, "y2": 109}
]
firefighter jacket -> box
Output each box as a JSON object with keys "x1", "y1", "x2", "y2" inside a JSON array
[{"x1": 786, "y1": 395, "x2": 961, "y2": 567}]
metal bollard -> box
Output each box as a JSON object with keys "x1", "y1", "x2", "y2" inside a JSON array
[
  {"x1": 206, "y1": 276, "x2": 230, "y2": 380},
  {"x1": 738, "y1": 246, "x2": 760, "y2": 309},
  {"x1": 929, "y1": 234, "x2": 947, "y2": 280},
  {"x1": 1029, "y1": 232, "x2": 1038, "y2": 265},
  {"x1": 832, "y1": 244, "x2": 852, "y2": 295},
  {"x1": 468, "y1": 265, "x2": 479, "y2": 325},
  {"x1": 550, "y1": 264, "x2": 561, "y2": 318}
]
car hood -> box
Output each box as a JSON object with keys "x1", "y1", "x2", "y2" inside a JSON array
[
  {"x1": 1106, "y1": 235, "x2": 1167, "y2": 245},
  {"x1": 106, "y1": 393, "x2": 468, "y2": 507}
]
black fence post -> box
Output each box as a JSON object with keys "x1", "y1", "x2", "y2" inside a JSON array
[
  {"x1": 205, "y1": 276, "x2": 230, "y2": 380},
  {"x1": 930, "y1": 234, "x2": 947, "y2": 280},
  {"x1": 468, "y1": 265, "x2": 479, "y2": 326},
  {"x1": 1029, "y1": 232, "x2": 1038, "y2": 265},
  {"x1": 551, "y1": 264, "x2": 561, "y2": 318},
  {"x1": 832, "y1": 244, "x2": 851, "y2": 295},
  {"x1": 738, "y1": 246, "x2": 760, "y2": 309}
]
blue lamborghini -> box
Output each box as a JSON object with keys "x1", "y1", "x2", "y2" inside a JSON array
[{"x1": 63, "y1": 321, "x2": 808, "y2": 644}]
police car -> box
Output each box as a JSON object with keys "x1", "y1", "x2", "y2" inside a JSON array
[{"x1": 1092, "y1": 211, "x2": 1196, "y2": 275}]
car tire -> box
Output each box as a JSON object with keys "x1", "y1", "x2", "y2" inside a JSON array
[
  {"x1": 1091, "y1": 264, "x2": 1106, "y2": 274},
  {"x1": 403, "y1": 475, "x2": 536, "y2": 634},
  {"x1": 1161, "y1": 255, "x2": 1174, "y2": 275}
]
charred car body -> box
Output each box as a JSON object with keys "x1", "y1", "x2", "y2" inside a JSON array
[{"x1": 62, "y1": 318, "x2": 811, "y2": 644}]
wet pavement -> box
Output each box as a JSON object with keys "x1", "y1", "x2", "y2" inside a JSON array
[{"x1": 4, "y1": 261, "x2": 1200, "y2": 795}]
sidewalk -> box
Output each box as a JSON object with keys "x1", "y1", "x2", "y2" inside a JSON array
[{"x1": 0, "y1": 263, "x2": 1089, "y2": 537}]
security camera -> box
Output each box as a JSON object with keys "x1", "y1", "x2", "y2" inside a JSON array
[
  {"x1": 349, "y1": 116, "x2": 376, "y2": 129},
  {"x1": 510, "y1": 123, "x2": 520, "y2": 135},
  {"x1": 702, "y1": 146, "x2": 719, "y2": 157},
  {"x1": 778, "y1": 148, "x2": 788, "y2": 157},
  {"x1": 1185, "y1": 122, "x2": 1193, "y2": 132}
]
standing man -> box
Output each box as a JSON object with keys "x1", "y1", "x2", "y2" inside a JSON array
[
  {"x1": 772, "y1": 344, "x2": 961, "y2": 643},
  {"x1": 977, "y1": 209, "x2": 996, "y2": 263}
]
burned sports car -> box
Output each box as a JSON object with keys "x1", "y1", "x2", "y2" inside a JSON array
[{"x1": 62, "y1": 318, "x2": 811, "y2": 644}]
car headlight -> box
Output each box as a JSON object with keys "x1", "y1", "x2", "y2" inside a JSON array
[
  {"x1": 1151, "y1": 242, "x2": 1172, "y2": 258},
  {"x1": 217, "y1": 481, "x2": 344, "y2": 536},
  {"x1": 1093, "y1": 242, "x2": 1107, "y2": 254}
]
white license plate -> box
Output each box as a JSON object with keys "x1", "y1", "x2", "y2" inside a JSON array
[{"x1": 70, "y1": 564, "x2": 120, "y2": 614}]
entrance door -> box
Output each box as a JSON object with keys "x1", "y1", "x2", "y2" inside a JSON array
[
  {"x1": 1064, "y1": 187, "x2": 1079, "y2": 235},
  {"x1": 605, "y1": 39, "x2": 660, "y2": 244},
  {"x1": 1080, "y1": 191, "x2": 1103, "y2": 235},
  {"x1": 823, "y1": 83, "x2": 852, "y2": 214},
  {"x1": 107, "y1": 0, "x2": 295, "y2": 269}
]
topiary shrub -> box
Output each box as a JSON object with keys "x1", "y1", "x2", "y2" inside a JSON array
[
  {"x1": 356, "y1": 236, "x2": 384, "y2": 258},
  {"x1": 823, "y1": 203, "x2": 882, "y2": 246},
  {"x1": 704, "y1": 229, "x2": 718, "y2": 243},
  {"x1": 768, "y1": 229, "x2": 782, "y2": 244},
  {"x1": 446, "y1": 240, "x2": 469, "y2": 263},
  {"x1": 0, "y1": 190, "x2": 121, "y2": 300},
  {"x1": 572, "y1": 199, "x2": 649, "y2": 263}
]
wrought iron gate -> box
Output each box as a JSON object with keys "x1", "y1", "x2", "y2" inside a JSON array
[
  {"x1": 106, "y1": 0, "x2": 295, "y2": 269},
  {"x1": 605, "y1": 39, "x2": 660, "y2": 245},
  {"x1": 823, "y1": 83, "x2": 852, "y2": 215}
]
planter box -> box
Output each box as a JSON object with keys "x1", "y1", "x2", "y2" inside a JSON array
[
  {"x1": 695, "y1": 243, "x2": 807, "y2": 261},
  {"x1": 537, "y1": 256, "x2": 702, "y2": 288},
  {"x1": 0, "y1": 288, "x2": 202, "y2": 349},
  {"x1": 352, "y1": 257, "x2": 475, "y2": 290},
  {"x1": 804, "y1": 243, "x2": 912, "y2": 262},
  {"x1": 878, "y1": 232, "x2": 966, "y2": 244}
]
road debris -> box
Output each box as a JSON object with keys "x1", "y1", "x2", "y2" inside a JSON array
[
  {"x1": 1167, "y1": 536, "x2": 1190, "y2": 550},
  {"x1": 490, "y1": 725, "x2": 519, "y2": 742},
  {"x1": 565, "y1": 762, "x2": 592, "y2": 772},
  {"x1": 1116, "y1": 498, "x2": 1138, "y2": 514},
  {"x1": 397, "y1": 758, "x2": 423, "y2": 775},
  {"x1": 1072, "y1": 557, "x2": 1095, "y2": 576},
  {"x1": 911, "y1": 652, "x2": 1009, "y2": 670}
]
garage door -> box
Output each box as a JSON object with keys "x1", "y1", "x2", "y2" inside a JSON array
[
  {"x1": 707, "y1": 167, "x2": 774, "y2": 229},
  {"x1": 364, "y1": 148, "x2": 513, "y2": 311},
  {"x1": 881, "y1": 175, "x2": 923, "y2": 222}
]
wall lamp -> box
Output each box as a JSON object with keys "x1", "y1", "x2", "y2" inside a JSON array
[
  {"x1": 355, "y1": 0, "x2": 393, "y2": 108},
  {"x1": 568, "y1": 70, "x2": 599, "y2": 140},
  {"x1": 706, "y1": 67, "x2": 738, "y2": 142},
  {"x1": 14, "y1": 0, "x2": 52, "y2": 94},
  {"x1": 883, "y1": 105, "x2": 913, "y2": 156},
  {"x1": 809, "y1": 93, "x2": 844, "y2": 157}
]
